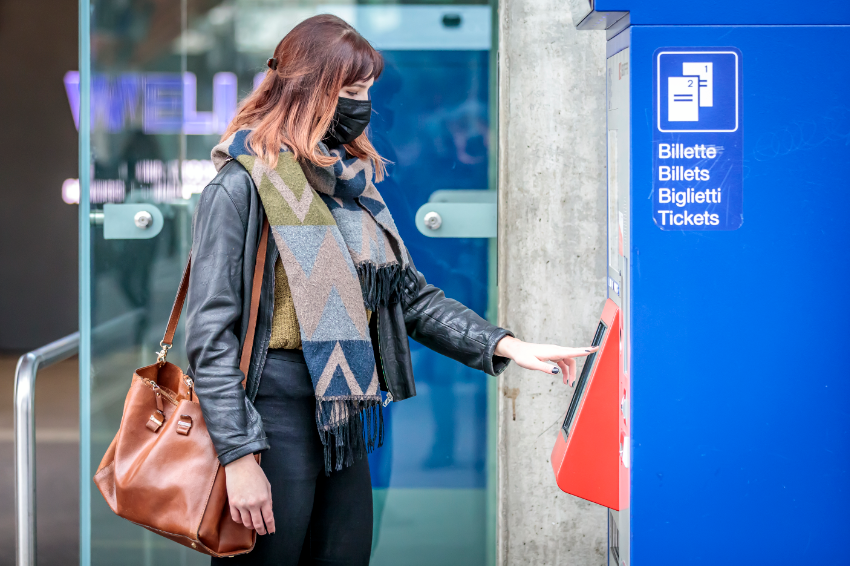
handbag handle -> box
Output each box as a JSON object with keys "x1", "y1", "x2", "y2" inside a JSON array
[{"x1": 158, "y1": 218, "x2": 270, "y2": 384}]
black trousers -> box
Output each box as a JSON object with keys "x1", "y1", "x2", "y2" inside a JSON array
[{"x1": 212, "y1": 349, "x2": 373, "y2": 566}]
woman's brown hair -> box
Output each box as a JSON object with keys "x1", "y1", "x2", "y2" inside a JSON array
[{"x1": 222, "y1": 14, "x2": 387, "y2": 180}]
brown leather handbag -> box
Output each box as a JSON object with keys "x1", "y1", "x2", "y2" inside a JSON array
[{"x1": 94, "y1": 220, "x2": 270, "y2": 557}]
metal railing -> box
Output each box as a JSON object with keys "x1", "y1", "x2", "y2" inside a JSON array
[{"x1": 15, "y1": 332, "x2": 80, "y2": 566}]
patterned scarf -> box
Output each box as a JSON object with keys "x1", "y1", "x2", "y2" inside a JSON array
[{"x1": 212, "y1": 130, "x2": 414, "y2": 472}]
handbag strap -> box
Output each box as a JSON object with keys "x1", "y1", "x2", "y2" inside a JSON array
[
  {"x1": 238, "y1": 219, "x2": 269, "y2": 382},
  {"x1": 158, "y1": 218, "x2": 271, "y2": 385}
]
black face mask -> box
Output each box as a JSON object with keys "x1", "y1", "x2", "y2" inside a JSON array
[{"x1": 324, "y1": 96, "x2": 371, "y2": 147}]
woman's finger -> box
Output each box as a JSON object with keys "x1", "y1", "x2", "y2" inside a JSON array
[
  {"x1": 262, "y1": 483, "x2": 275, "y2": 534},
  {"x1": 546, "y1": 345, "x2": 600, "y2": 360},
  {"x1": 237, "y1": 507, "x2": 254, "y2": 530},
  {"x1": 516, "y1": 355, "x2": 559, "y2": 374},
  {"x1": 557, "y1": 359, "x2": 570, "y2": 384},
  {"x1": 249, "y1": 506, "x2": 267, "y2": 535},
  {"x1": 261, "y1": 502, "x2": 276, "y2": 535},
  {"x1": 229, "y1": 503, "x2": 242, "y2": 525},
  {"x1": 566, "y1": 357, "x2": 577, "y2": 386},
  {"x1": 526, "y1": 345, "x2": 593, "y2": 362}
]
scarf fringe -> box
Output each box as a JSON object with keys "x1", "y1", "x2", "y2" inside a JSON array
[
  {"x1": 357, "y1": 263, "x2": 418, "y2": 311},
  {"x1": 316, "y1": 398, "x2": 384, "y2": 475}
]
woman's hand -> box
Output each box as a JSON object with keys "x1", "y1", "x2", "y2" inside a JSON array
[
  {"x1": 224, "y1": 453, "x2": 275, "y2": 535},
  {"x1": 495, "y1": 335, "x2": 600, "y2": 386}
]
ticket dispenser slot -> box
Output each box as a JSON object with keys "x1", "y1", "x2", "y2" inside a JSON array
[{"x1": 551, "y1": 299, "x2": 621, "y2": 509}]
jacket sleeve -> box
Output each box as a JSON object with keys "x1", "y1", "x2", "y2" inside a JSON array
[
  {"x1": 401, "y1": 262, "x2": 514, "y2": 376},
  {"x1": 185, "y1": 183, "x2": 269, "y2": 466}
]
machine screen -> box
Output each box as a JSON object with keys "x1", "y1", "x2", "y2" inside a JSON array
[{"x1": 561, "y1": 321, "x2": 607, "y2": 438}]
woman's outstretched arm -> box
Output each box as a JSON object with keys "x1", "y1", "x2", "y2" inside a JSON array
[
  {"x1": 401, "y1": 258, "x2": 597, "y2": 382},
  {"x1": 402, "y1": 267, "x2": 514, "y2": 376}
]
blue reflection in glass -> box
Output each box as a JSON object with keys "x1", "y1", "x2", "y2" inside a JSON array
[{"x1": 366, "y1": 50, "x2": 490, "y2": 491}]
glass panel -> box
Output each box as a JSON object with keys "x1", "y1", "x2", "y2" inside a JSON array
[{"x1": 79, "y1": 2, "x2": 495, "y2": 565}]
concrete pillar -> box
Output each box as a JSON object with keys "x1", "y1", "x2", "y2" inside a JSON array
[{"x1": 496, "y1": 0, "x2": 608, "y2": 564}]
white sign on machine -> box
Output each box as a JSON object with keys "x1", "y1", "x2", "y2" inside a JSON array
[
  {"x1": 653, "y1": 48, "x2": 743, "y2": 231},
  {"x1": 667, "y1": 62, "x2": 713, "y2": 122}
]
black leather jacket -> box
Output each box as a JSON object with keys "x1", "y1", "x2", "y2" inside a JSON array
[{"x1": 185, "y1": 160, "x2": 513, "y2": 466}]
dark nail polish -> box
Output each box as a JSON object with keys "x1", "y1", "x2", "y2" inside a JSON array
[{"x1": 551, "y1": 366, "x2": 560, "y2": 374}]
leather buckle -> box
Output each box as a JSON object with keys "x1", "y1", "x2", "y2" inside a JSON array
[
  {"x1": 146, "y1": 410, "x2": 165, "y2": 432},
  {"x1": 176, "y1": 414, "x2": 193, "y2": 436}
]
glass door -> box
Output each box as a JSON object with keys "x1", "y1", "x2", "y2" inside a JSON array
[{"x1": 77, "y1": 2, "x2": 497, "y2": 564}]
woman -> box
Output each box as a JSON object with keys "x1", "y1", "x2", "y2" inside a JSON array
[{"x1": 186, "y1": 14, "x2": 596, "y2": 566}]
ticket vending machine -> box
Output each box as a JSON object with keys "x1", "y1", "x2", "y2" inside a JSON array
[
  {"x1": 551, "y1": 299, "x2": 627, "y2": 513},
  {"x1": 556, "y1": 2, "x2": 850, "y2": 565}
]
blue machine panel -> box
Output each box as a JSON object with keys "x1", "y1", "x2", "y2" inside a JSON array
[{"x1": 630, "y1": 25, "x2": 850, "y2": 565}]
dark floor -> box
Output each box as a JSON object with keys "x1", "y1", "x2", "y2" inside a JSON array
[{"x1": 0, "y1": 356, "x2": 79, "y2": 566}]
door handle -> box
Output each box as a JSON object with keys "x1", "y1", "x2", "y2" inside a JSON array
[
  {"x1": 415, "y1": 190, "x2": 496, "y2": 238},
  {"x1": 90, "y1": 203, "x2": 164, "y2": 239}
]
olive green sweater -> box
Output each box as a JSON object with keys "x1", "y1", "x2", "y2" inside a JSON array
[
  {"x1": 268, "y1": 258, "x2": 302, "y2": 349},
  {"x1": 268, "y1": 258, "x2": 371, "y2": 349}
]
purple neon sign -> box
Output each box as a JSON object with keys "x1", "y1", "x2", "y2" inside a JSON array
[{"x1": 63, "y1": 71, "x2": 260, "y2": 134}]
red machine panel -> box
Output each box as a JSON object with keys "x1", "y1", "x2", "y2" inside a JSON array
[{"x1": 551, "y1": 299, "x2": 623, "y2": 509}]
